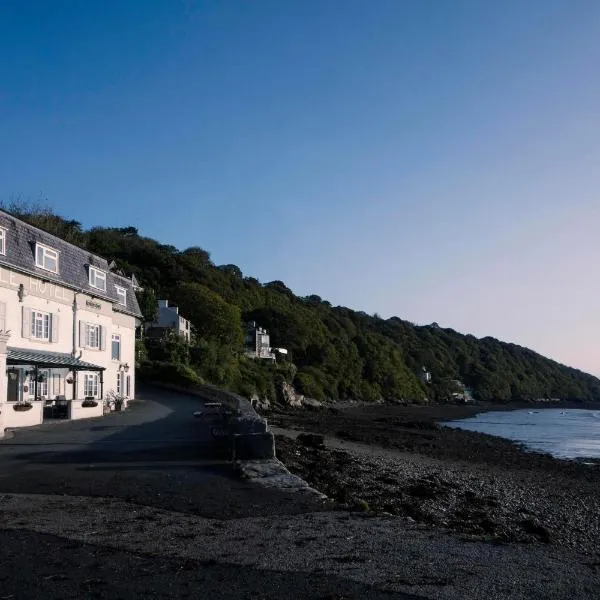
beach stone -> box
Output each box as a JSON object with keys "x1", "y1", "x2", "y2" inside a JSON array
[
  {"x1": 520, "y1": 518, "x2": 553, "y2": 543},
  {"x1": 297, "y1": 433, "x2": 325, "y2": 449}
]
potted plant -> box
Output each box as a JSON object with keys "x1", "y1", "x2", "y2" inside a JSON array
[
  {"x1": 82, "y1": 396, "x2": 98, "y2": 408},
  {"x1": 13, "y1": 401, "x2": 33, "y2": 412}
]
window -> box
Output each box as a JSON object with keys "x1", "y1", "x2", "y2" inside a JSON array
[
  {"x1": 84, "y1": 373, "x2": 99, "y2": 397},
  {"x1": 87, "y1": 324, "x2": 100, "y2": 348},
  {"x1": 31, "y1": 311, "x2": 50, "y2": 340},
  {"x1": 115, "y1": 286, "x2": 127, "y2": 305},
  {"x1": 35, "y1": 243, "x2": 59, "y2": 273},
  {"x1": 126, "y1": 375, "x2": 131, "y2": 397},
  {"x1": 111, "y1": 334, "x2": 121, "y2": 360},
  {"x1": 27, "y1": 371, "x2": 49, "y2": 397},
  {"x1": 0, "y1": 227, "x2": 6, "y2": 255},
  {"x1": 79, "y1": 321, "x2": 104, "y2": 350},
  {"x1": 89, "y1": 266, "x2": 107, "y2": 291}
]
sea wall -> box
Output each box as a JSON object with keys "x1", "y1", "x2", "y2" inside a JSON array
[{"x1": 146, "y1": 381, "x2": 275, "y2": 460}]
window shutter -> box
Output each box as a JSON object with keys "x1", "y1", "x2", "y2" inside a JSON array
[
  {"x1": 100, "y1": 326, "x2": 106, "y2": 351},
  {"x1": 50, "y1": 314, "x2": 59, "y2": 343},
  {"x1": 0, "y1": 301, "x2": 6, "y2": 331},
  {"x1": 126, "y1": 375, "x2": 131, "y2": 397},
  {"x1": 22, "y1": 307, "x2": 31, "y2": 339},
  {"x1": 79, "y1": 321, "x2": 86, "y2": 348}
]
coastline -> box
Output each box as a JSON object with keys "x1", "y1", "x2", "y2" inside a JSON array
[{"x1": 270, "y1": 402, "x2": 600, "y2": 555}]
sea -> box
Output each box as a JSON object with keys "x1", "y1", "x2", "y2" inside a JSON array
[{"x1": 444, "y1": 408, "x2": 600, "y2": 461}]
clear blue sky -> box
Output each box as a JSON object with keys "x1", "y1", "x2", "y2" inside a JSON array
[{"x1": 1, "y1": 1, "x2": 600, "y2": 374}]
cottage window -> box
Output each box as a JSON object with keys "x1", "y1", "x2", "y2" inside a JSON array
[
  {"x1": 115, "y1": 286, "x2": 127, "y2": 306},
  {"x1": 111, "y1": 334, "x2": 121, "y2": 360},
  {"x1": 35, "y1": 244, "x2": 59, "y2": 273},
  {"x1": 89, "y1": 266, "x2": 107, "y2": 291},
  {"x1": 31, "y1": 311, "x2": 50, "y2": 340},
  {"x1": 87, "y1": 324, "x2": 100, "y2": 349},
  {"x1": 83, "y1": 373, "x2": 99, "y2": 397}
]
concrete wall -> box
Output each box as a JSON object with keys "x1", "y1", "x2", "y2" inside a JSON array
[
  {"x1": 69, "y1": 399, "x2": 104, "y2": 420},
  {"x1": 3, "y1": 401, "x2": 43, "y2": 429}
]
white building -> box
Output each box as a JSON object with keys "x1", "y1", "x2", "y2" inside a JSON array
[
  {"x1": 0, "y1": 211, "x2": 142, "y2": 436},
  {"x1": 146, "y1": 299, "x2": 191, "y2": 342},
  {"x1": 245, "y1": 322, "x2": 275, "y2": 360}
]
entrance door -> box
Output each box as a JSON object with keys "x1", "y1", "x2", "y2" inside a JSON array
[{"x1": 7, "y1": 370, "x2": 18, "y2": 403}]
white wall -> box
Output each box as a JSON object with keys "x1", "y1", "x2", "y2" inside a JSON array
[
  {"x1": 0, "y1": 268, "x2": 138, "y2": 404},
  {"x1": 69, "y1": 399, "x2": 104, "y2": 420},
  {"x1": 3, "y1": 401, "x2": 43, "y2": 429}
]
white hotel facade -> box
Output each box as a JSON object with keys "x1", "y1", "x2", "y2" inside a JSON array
[{"x1": 0, "y1": 211, "x2": 142, "y2": 436}]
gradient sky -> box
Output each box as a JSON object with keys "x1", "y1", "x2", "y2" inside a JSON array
[{"x1": 1, "y1": 1, "x2": 599, "y2": 375}]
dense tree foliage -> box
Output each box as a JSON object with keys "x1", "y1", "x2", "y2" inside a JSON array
[{"x1": 10, "y1": 205, "x2": 600, "y2": 404}]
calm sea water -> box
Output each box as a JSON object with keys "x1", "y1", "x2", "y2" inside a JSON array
[{"x1": 444, "y1": 409, "x2": 600, "y2": 460}]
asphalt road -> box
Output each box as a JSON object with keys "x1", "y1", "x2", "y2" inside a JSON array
[{"x1": 0, "y1": 385, "x2": 325, "y2": 518}]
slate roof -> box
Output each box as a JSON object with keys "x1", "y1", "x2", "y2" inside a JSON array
[
  {"x1": 7, "y1": 348, "x2": 104, "y2": 370},
  {"x1": 0, "y1": 211, "x2": 142, "y2": 318}
]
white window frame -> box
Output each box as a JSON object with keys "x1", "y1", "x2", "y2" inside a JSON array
[
  {"x1": 83, "y1": 373, "x2": 99, "y2": 398},
  {"x1": 115, "y1": 286, "x2": 127, "y2": 306},
  {"x1": 89, "y1": 266, "x2": 107, "y2": 292},
  {"x1": 111, "y1": 334, "x2": 121, "y2": 360},
  {"x1": 35, "y1": 243, "x2": 59, "y2": 274},
  {"x1": 0, "y1": 227, "x2": 7, "y2": 255},
  {"x1": 87, "y1": 323, "x2": 100, "y2": 349},
  {"x1": 27, "y1": 370, "x2": 49, "y2": 398},
  {"x1": 31, "y1": 310, "x2": 50, "y2": 341}
]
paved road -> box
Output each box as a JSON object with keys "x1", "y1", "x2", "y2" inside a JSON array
[{"x1": 0, "y1": 386, "x2": 325, "y2": 518}]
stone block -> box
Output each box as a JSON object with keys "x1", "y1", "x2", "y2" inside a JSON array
[{"x1": 232, "y1": 432, "x2": 275, "y2": 461}]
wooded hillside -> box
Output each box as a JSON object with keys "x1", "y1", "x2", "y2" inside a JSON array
[{"x1": 10, "y1": 204, "x2": 600, "y2": 404}]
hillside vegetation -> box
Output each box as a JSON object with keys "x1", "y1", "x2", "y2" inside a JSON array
[{"x1": 9, "y1": 204, "x2": 600, "y2": 405}]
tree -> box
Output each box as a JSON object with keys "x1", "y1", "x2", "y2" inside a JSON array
[{"x1": 171, "y1": 282, "x2": 243, "y2": 347}]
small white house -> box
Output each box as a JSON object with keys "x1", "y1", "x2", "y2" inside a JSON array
[{"x1": 146, "y1": 300, "x2": 191, "y2": 342}]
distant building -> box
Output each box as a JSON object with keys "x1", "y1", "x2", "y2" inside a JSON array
[
  {"x1": 245, "y1": 322, "x2": 275, "y2": 360},
  {"x1": 451, "y1": 380, "x2": 474, "y2": 403},
  {"x1": 146, "y1": 300, "x2": 191, "y2": 342},
  {"x1": 419, "y1": 366, "x2": 432, "y2": 384}
]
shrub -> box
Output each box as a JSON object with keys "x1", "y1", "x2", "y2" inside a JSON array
[{"x1": 138, "y1": 360, "x2": 201, "y2": 388}]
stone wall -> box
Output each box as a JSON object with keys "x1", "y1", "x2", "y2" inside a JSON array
[{"x1": 147, "y1": 381, "x2": 275, "y2": 460}]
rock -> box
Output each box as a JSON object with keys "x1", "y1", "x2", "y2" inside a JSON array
[
  {"x1": 281, "y1": 381, "x2": 304, "y2": 408},
  {"x1": 408, "y1": 482, "x2": 442, "y2": 499},
  {"x1": 302, "y1": 397, "x2": 322, "y2": 410},
  {"x1": 297, "y1": 433, "x2": 325, "y2": 449},
  {"x1": 251, "y1": 393, "x2": 271, "y2": 411},
  {"x1": 520, "y1": 518, "x2": 553, "y2": 543}
]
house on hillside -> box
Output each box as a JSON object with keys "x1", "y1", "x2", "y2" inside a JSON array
[
  {"x1": 419, "y1": 366, "x2": 432, "y2": 384},
  {"x1": 0, "y1": 210, "x2": 142, "y2": 436},
  {"x1": 145, "y1": 299, "x2": 191, "y2": 342},
  {"x1": 245, "y1": 322, "x2": 275, "y2": 360}
]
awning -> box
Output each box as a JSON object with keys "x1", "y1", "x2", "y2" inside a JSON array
[{"x1": 7, "y1": 348, "x2": 105, "y2": 371}]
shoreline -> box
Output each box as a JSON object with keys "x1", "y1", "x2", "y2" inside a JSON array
[{"x1": 270, "y1": 402, "x2": 600, "y2": 555}]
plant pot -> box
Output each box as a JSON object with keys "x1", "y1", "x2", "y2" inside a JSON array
[
  {"x1": 82, "y1": 399, "x2": 98, "y2": 408},
  {"x1": 13, "y1": 403, "x2": 33, "y2": 412}
]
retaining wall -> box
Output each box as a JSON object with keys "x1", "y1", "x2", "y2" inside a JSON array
[{"x1": 147, "y1": 381, "x2": 275, "y2": 460}]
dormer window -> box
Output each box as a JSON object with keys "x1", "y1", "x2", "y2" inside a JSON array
[
  {"x1": 89, "y1": 266, "x2": 107, "y2": 291},
  {"x1": 36, "y1": 243, "x2": 59, "y2": 273},
  {"x1": 0, "y1": 227, "x2": 6, "y2": 255},
  {"x1": 115, "y1": 285, "x2": 127, "y2": 306}
]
